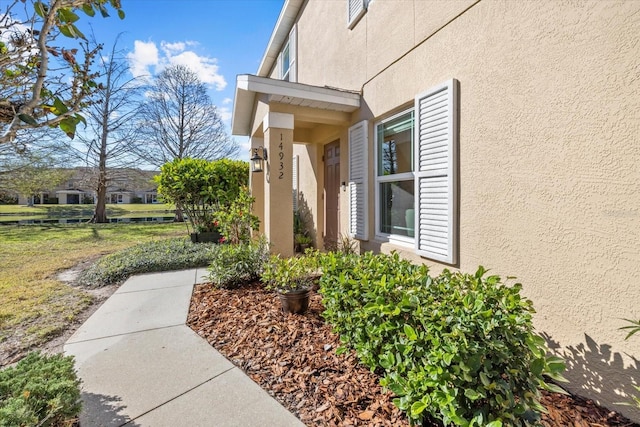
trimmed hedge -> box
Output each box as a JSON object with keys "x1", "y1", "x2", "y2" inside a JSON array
[
  {"x1": 79, "y1": 237, "x2": 217, "y2": 287},
  {"x1": 318, "y1": 251, "x2": 566, "y2": 427},
  {"x1": 0, "y1": 352, "x2": 81, "y2": 427}
]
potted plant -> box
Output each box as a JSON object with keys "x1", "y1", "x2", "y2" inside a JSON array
[
  {"x1": 262, "y1": 251, "x2": 320, "y2": 314},
  {"x1": 294, "y1": 233, "x2": 313, "y2": 253},
  {"x1": 155, "y1": 158, "x2": 248, "y2": 243}
]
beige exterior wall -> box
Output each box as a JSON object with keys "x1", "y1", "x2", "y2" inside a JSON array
[{"x1": 254, "y1": 0, "x2": 640, "y2": 419}]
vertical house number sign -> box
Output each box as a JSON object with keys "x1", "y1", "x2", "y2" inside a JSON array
[{"x1": 278, "y1": 133, "x2": 284, "y2": 179}]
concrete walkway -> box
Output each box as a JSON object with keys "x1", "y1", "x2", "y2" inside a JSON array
[{"x1": 64, "y1": 269, "x2": 305, "y2": 427}]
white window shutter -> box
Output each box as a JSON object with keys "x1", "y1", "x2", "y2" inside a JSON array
[
  {"x1": 348, "y1": 120, "x2": 368, "y2": 240},
  {"x1": 288, "y1": 25, "x2": 297, "y2": 83},
  {"x1": 292, "y1": 155, "x2": 299, "y2": 212},
  {"x1": 347, "y1": 0, "x2": 366, "y2": 29},
  {"x1": 414, "y1": 79, "x2": 458, "y2": 264}
]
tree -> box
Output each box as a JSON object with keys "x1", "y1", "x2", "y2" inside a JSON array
[
  {"x1": 74, "y1": 36, "x2": 141, "y2": 223},
  {"x1": 0, "y1": 0, "x2": 125, "y2": 144},
  {"x1": 136, "y1": 64, "x2": 239, "y2": 166}
]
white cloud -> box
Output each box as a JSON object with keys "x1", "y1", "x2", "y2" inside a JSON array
[
  {"x1": 222, "y1": 98, "x2": 233, "y2": 105},
  {"x1": 127, "y1": 40, "x2": 159, "y2": 79},
  {"x1": 128, "y1": 39, "x2": 226, "y2": 91},
  {"x1": 165, "y1": 51, "x2": 226, "y2": 90},
  {"x1": 217, "y1": 106, "x2": 232, "y2": 123}
]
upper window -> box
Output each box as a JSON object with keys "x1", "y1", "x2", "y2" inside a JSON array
[
  {"x1": 375, "y1": 110, "x2": 415, "y2": 241},
  {"x1": 348, "y1": 0, "x2": 368, "y2": 29},
  {"x1": 278, "y1": 25, "x2": 297, "y2": 82},
  {"x1": 281, "y1": 42, "x2": 291, "y2": 81}
]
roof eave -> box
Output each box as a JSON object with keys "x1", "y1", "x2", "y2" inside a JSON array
[{"x1": 256, "y1": 0, "x2": 304, "y2": 77}]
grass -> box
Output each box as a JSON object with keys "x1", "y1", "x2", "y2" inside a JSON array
[
  {"x1": 0, "y1": 203, "x2": 175, "y2": 216},
  {"x1": 0, "y1": 222, "x2": 186, "y2": 359}
]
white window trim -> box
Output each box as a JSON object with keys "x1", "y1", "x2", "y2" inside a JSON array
[
  {"x1": 374, "y1": 108, "x2": 415, "y2": 246},
  {"x1": 277, "y1": 24, "x2": 297, "y2": 82}
]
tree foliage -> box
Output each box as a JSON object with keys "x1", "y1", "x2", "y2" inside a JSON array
[
  {"x1": 136, "y1": 64, "x2": 239, "y2": 166},
  {"x1": 0, "y1": 0, "x2": 125, "y2": 144},
  {"x1": 73, "y1": 36, "x2": 141, "y2": 222}
]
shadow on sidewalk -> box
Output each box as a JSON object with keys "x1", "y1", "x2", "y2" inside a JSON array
[{"x1": 81, "y1": 391, "x2": 141, "y2": 427}]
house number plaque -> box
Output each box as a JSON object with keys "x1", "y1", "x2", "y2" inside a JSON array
[{"x1": 278, "y1": 134, "x2": 284, "y2": 179}]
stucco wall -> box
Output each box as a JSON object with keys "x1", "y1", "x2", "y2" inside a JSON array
[{"x1": 283, "y1": 0, "x2": 640, "y2": 419}]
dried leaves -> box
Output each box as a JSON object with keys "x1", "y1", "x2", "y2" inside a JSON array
[
  {"x1": 188, "y1": 283, "x2": 408, "y2": 426},
  {"x1": 187, "y1": 283, "x2": 639, "y2": 427}
]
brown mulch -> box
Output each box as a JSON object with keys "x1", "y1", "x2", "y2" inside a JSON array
[{"x1": 187, "y1": 283, "x2": 639, "y2": 427}]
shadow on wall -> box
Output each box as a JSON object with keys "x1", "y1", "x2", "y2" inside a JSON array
[
  {"x1": 542, "y1": 332, "x2": 640, "y2": 422},
  {"x1": 297, "y1": 191, "x2": 317, "y2": 248}
]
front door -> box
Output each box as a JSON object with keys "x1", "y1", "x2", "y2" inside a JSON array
[{"x1": 324, "y1": 140, "x2": 340, "y2": 248}]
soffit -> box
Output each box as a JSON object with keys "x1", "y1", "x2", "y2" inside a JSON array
[{"x1": 232, "y1": 75, "x2": 360, "y2": 136}]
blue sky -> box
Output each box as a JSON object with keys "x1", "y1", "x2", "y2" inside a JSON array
[{"x1": 80, "y1": 0, "x2": 285, "y2": 160}]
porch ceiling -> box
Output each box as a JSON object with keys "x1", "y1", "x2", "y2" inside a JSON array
[{"x1": 232, "y1": 75, "x2": 361, "y2": 136}]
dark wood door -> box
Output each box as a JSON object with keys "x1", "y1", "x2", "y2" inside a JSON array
[{"x1": 324, "y1": 141, "x2": 340, "y2": 248}]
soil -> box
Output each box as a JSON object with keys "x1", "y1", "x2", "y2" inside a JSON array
[{"x1": 187, "y1": 283, "x2": 640, "y2": 427}]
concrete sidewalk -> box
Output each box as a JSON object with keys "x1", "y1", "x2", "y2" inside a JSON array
[{"x1": 64, "y1": 269, "x2": 305, "y2": 427}]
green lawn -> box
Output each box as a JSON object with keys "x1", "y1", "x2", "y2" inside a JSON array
[
  {"x1": 0, "y1": 222, "x2": 186, "y2": 362},
  {"x1": 0, "y1": 203, "x2": 175, "y2": 216}
]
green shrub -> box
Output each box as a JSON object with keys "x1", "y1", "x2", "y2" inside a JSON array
[
  {"x1": 319, "y1": 252, "x2": 566, "y2": 426},
  {"x1": 155, "y1": 158, "x2": 249, "y2": 234},
  {"x1": 262, "y1": 249, "x2": 321, "y2": 293},
  {"x1": 215, "y1": 186, "x2": 259, "y2": 245},
  {"x1": 0, "y1": 352, "x2": 81, "y2": 427},
  {"x1": 79, "y1": 238, "x2": 217, "y2": 287},
  {"x1": 207, "y1": 237, "x2": 270, "y2": 288}
]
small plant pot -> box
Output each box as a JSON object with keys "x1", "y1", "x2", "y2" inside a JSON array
[{"x1": 278, "y1": 288, "x2": 311, "y2": 314}]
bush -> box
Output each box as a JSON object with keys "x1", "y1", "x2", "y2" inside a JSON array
[
  {"x1": 155, "y1": 158, "x2": 249, "y2": 233},
  {"x1": 319, "y1": 252, "x2": 566, "y2": 427},
  {"x1": 0, "y1": 352, "x2": 82, "y2": 427},
  {"x1": 79, "y1": 238, "x2": 217, "y2": 287},
  {"x1": 215, "y1": 186, "x2": 259, "y2": 245},
  {"x1": 207, "y1": 237, "x2": 270, "y2": 289}
]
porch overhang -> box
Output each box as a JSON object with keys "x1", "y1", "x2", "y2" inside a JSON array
[{"x1": 231, "y1": 75, "x2": 361, "y2": 136}]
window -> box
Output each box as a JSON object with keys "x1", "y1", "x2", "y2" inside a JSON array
[
  {"x1": 375, "y1": 110, "x2": 415, "y2": 241},
  {"x1": 278, "y1": 25, "x2": 297, "y2": 82},
  {"x1": 348, "y1": 79, "x2": 458, "y2": 264},
  {"x1": 348, "y1": 0, "x2": 368, "y2": 29}
]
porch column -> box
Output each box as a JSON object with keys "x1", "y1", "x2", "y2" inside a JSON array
[
  {"x1": 263, "y1": 112, "x2": 294, "y2": 257},
  {"x1": 249, "y1": 137, "x2": 265, "y2": 236}
]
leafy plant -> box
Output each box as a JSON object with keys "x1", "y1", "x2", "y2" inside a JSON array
[
  {"x1": 79, "y1": 237, "x2": 217, "y2": 286},
  {"x1": 620, "y1": 318, "x2": 640, "y2": 409},
  {"x1": 262, "y1": 250, "x2": 320, "y2": 293},
  {"x1": 319, "y1": 252, "x2": 567, "y2": 426},
  {"x1": 215, "y1": 186, "x2": 260, "y2": 245},
  {"x1": 207, "y1": 236, "x2": 270, "y2": 289},
  {"x1": 0, "y1": 352, "x2": 82, "y2": 427},
  {"x1": 155, "y1": 158, "x2": 248, "y2": 234},
  {"x1": 620, "y1": 318, "x2": 640, "y2": 341}
]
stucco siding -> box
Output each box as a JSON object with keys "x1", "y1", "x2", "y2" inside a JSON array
[{"x1": 286, "y1": 0, "x2": 640, "y2": 419}]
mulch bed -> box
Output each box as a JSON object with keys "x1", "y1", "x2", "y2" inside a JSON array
[{"x1": 187, "y1": 283, "x2": 639, "y2": 427}]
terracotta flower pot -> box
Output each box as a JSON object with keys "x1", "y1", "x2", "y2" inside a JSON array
[{"x1": 278, "y1": 288, "x2": 311, "y2": 314}]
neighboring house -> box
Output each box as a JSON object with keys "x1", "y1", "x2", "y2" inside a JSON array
[
  {"x1": 17, "y1": 168, "x2": 159, "y2": 205},
  {"x1": 232, "y1": 0, "x2": 640, "y2": 421}
]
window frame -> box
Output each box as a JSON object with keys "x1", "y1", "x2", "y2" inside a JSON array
[{"x1": 374, "y1": 108, "x2": 415, "y2": 247}]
